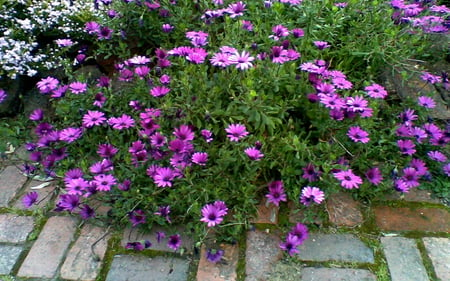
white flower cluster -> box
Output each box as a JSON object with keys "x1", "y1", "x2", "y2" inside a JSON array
[{"x1": 0, "y1": 0, "x2": 99, "y2": 79}]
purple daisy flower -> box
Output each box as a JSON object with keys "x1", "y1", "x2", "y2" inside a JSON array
[
  {"x1": 364, "y1": 83, "x2": 388, "y2": 99},
  {"x1": 150, "y1": 86, "x2": 171, "y2": 97},
  {"x1": 200, "y1": 202, "x2": 226, "y2": 227},
  {"x1": 228, "y1": 51, "x2": 255, "y2": 70},
  {"x1": 443, "y1": 163, "x2": 450, "y2": 176},
  {"x1": 279, "y1": 233, "x2": 301, "y2": 256},
  {"x1": 302, "y1": 163, "x2": 322, "y2": 182},
  {"x1": 399, "y1": 109, "x2": 418, "y2": 126},
  {"x1": 300, "y1": 186, "x2": 325, "y2": 206},
  {"x1": 210, "y1": 52, "x2": 232, "y2": 67},
  {"x1": 36, "y1": 77, "x2": 59, "y2": 94},
  {"x1": 65, "y1": 177, "x2": 89, "y2": 195},
  {"x1": 201, "y1": 129, "x2": 214, "y2": 143},
  {"x1": 154, "y1": 205, "x2": 171, "y2": 223},
  {"x1": 167, "y1": 234, "x2": 182, "y2": 251},
  {"x1": 206, "y1": 249, "x2": 225, "y2": 263},
  {"x1": 291, "y1": 28, "x2": 304, "y2": 38},
  {"x1": 55, "y1": 194, "x2": 80, "y2": 212},
  {"x1": 22, "y1": 191, "x2": 39, "y2": 208},
  {"x1": 397, "y1": 139, "x2": 416, "y2": 155},
  {"x1": 314, "y1": 41, "x2": 331, "y2": 50},
  {"x1": 265, "y1": 180, "x2": 287, "y2": 207},
  {"x1": 98, "y1": 26, "x2": 113, "y2": 40},
  {"x1": 244, "y1": 147, "x2": 264, "y2": 161},
  {"x1": 226, "y1": 1, "x2": 246, "y2": 18},
  {"x1": 347, "y1": 126, "x2": 370, "y2": 143},
  {"x1": 129, "y1": 210, "x2": 146, "y2": 227},
  {"x1": 365, "y1": 167, "x2": 383, "y2": 185},
  {"x1": 108, "y1": 114, "x2": 135, "y2": 130},
  {"x1": 394, "y1": 179, "x2": 410, "y2": 193},
  {"x1": 59, "y1": 127, "x2": 83, "y2": 143},
  {"x1": 225, "y1": 123, "x2": 249, "y2": 142},
  {"x1": 82, "y1": 110, "x2": 106, "y2": 128},
  {"x1": 0, "y1": 89, "x2": 7, "y2": 103},
  {"x1": 174, "y1": 125, "x2": 195, "y2": 141},
  {"x1": 97, "y1": 144, "x2": 118, "y2": 158},
  {"x1": 418, "y1": 96, "x2": 436, "y2": 108},
  {"x1": 93, "y1": 174, "x2": 117, "y2": 191},
  {"x1": 192, "y1": 152, "x2": 208, "y2": 166},
  {"x1": 79, "y1": 204, "x2": 96, "y2": 219},
  {"x1": 290, "y1": 223, "x2": 309, "y2": 244},
  {"x1": 29, "y1": 109, "x2": 44, "y2": 121},
  {"x1": 69, "y1": 82, "x2": 87, "y2": 94},
  {"x1": 94, "y1": 92, "x2": 107, "y2": 107},
  {"x1": 153, "y1": 167, "x2": 175, "y2": 187},
  {"x1": 427, "y1": 151, "x2": 447, "y2": 162},
  {"x1": 401, "y1": 167, "x2": 420, "y2": 188},
  {"x1": 333, "y1": 169, "x2": 363, "y2": 189}
]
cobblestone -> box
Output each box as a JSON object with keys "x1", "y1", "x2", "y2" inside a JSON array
[
  {"x1": 0, "y1": 245, "x2": 23, "y2": 275},
  {"x1": 60, "y1": 224, "x2": 110, "y2": 281},
  {"x1": 245, "y1": 229, "x2": 283, "y2": 281},
  {"x1": 297, "y1": 233, "x2": 374, "y2": 263},
  {"x1": 106, "y1": 255, "x2": 190, "y2": 281},
  {"x1": 0, "y1": 214, "x2": 35, "y2": 243},
  {"x1": 17, "y1": 216, "x2": 78, "y2": 278},
  {"x1": 0, "y1": 166, "x2": 28, "y2": 207},
  {"x1": 196, "y1": 244, "x2": 239, "y2": 281},
  {"x1": 381, "y1": 237, "x2": 429, "y2": 281},
  {"x1": 423, "y1": 237, "x2": 450, "y2": 281},
  {"x1": 301, "y1": 267, "x2": 377, "y2": 281}
]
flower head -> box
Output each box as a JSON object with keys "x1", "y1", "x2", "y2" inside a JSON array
[
  {"x1": 192, "y1": 152, "x2": 208, "y2": 165},
  {"x1": 265, "y1": 181, "x2": 287, "y2": 206},
  {"x1": 167, "y1": 234, "x2": 182, "y2": 250},
  {"x1": 279, "y1": 233, "x2": 301, "y2": 256},
  {"x1": 418, "y1": 96, "x2": 436, "y2": 108},
  {"x1": 229, "y1": 51, "x2": 254, "y2": 70},
  {"x1": 225, "y1": 124, "x2": 249, "y2": 142},
  {"x1": 206, "y1": 249, "x2": 225, "y2": 263},
  {"x1": 300, "y1": 186, "x2": 325, "y2": 206},
  {"x1": 365, "y1": 167, "x2": 383, "y2": 185},
  {"x1": 364, "y1": 83, "x2": 388, "y2": 99},
  {"x1": 333, "y1": 169, "x2": 363, "y2": 189},
  {"x1": 347, "y1": 126, "x2": 370, "y2": 143},
  {"x1": 302, "y1": 163, "x2": 322, "y2": 182},
  {"x1": 244, "y1": 147, "x2": 264, "y2": 161},
  {"x1": 200, "y1": 201, "x2": 227, "y2": 227},
  {"x1": 22, "y1": 192, "x2": 39, "y2": 208}
]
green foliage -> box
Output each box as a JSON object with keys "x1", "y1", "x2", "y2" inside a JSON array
[{"x1": 14, "y1": 0, "x2": 450, "y2": 247}]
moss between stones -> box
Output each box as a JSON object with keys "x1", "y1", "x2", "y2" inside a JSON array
[{"x1": 416, "y1": 238, "x2": 439, "y2": 281}]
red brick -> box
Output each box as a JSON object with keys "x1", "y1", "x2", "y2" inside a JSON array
[
  {"x1": 18, "y1": 216, "x2": 78, "y2": 278},
  {"x1": 0, "y1": 166, "x2": 28, "y2": 207},
  {"x1": 196, "y1": 244, "x2": 239, "y2": 281},
  {"x1": 374, "y1": 206, "x2": 450, "y2": 232},
  {"x1": 251, "y1": 199, "x2": 278, "y2": 224},
  {"x1": 327, "y1": 192, "x2": 363, "y2": 227},
  {"x1": 60, "y1": 223, "x2": 110, "y2": 281}
]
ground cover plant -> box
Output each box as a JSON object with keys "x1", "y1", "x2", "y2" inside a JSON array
[{"x1": 1, "y1": 0, "x2": 449, "y2": 258}]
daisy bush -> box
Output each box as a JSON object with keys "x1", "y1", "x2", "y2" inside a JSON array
[{"x1": 19, "y1": 0, "x2": 449, "y2": 255}]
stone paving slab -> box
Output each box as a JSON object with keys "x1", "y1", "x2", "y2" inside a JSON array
[
  {"x1": 17, "y1": 216, "x2": 78, "y2": 278},
  {"x1": 14, "y1": 180, "x2": 56, "y2": 210},
  {"x1": 0, "y1": 166, "x2": 28, "y2": 207},
  {"x1": 196, "y1": 243, "x2": 239, "y2": 281},
  {"x1": 297, "y1": 233, "x2": 374, "y2": 263},
  {"x1": 122, "y1": 225, "x2": 194, "y2": 254},
  {"x1": 245, "y1": 230, "x2": 283, "y2": 281},
  {"x1": 374, "y1": 206, "x2": 450, "y2": 232},
  {"x1": 384, "y1": 189, "x2": 442, "y2": 204},
  {"x1": 381, "y1": 237, "x2": 429, "y2": 281},
  {"x1": 327, "y1": 192, "x2": 363, "y2": 227},
  {"x1": 0, "y1": 214, "x2": 35, "y2": 243},
  {"x1": 423, "y1": 237, "x2": 450, "y2": 281},
  {"x1": 0, "y1": 245, "x2": 23, "y2": 275},
  {"x1": 105, "y1": 255, "x2": 190, "y2": 281},
  {"x1": 60, "y1": 223, "x2": 110, "y2": 281},
  {"x1": 301, "y1": 267, "x2": 377, "y2": 281}
]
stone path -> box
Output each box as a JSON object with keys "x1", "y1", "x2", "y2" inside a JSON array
[{"x1": 0, "y1": 164, "x2": 449, "y2": 281}]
